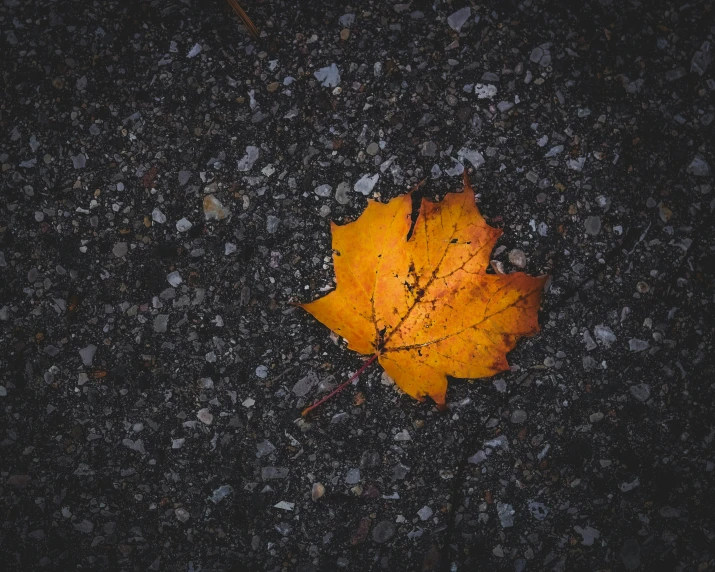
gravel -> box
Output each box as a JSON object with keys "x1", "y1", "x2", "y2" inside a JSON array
[{"x1": 1, "y1": 1, "x2": 713, "y2": 571}]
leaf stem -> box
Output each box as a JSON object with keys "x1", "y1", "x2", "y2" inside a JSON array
[{"x1": 301, "y1": 354, "x2": 379, "y2": 417}]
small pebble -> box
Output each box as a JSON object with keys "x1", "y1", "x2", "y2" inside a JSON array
[
  {"x1": 203, "y1": 194, "x2": 230, "y2": 220},
  {"x1": 354, "y1": 173, "x2": 379, "y2": 195},
  {"x1": 312, "y1": 482, "x2": 325, "y2": 501},
  {"x1": 628, "y1": 339, "x2": 649, "y2": 352},
  {"x1": 197, "y1": 408, "x2": 213, "y2": 425},
  {"x1": 266, "y1": 215, "x2": 280, "y2": 234},
  {"x1": 79, "y1": 344, "x2": 97, "y2": 367},
  {"x1": 508, "y1": 249, "x2": 527, "y2": 268},
  {"x1": 447, "y1": 6, "x2": 471, "y2": 32},
  {"x1": 211, "y1": 485, "x2": 233, "y2": 504},
  {"x1": 314, "y1": 184, "x2": 332, "y2": 198},
  {"x1": 630, "y1": 384, "x2": 651, "y2": 402},
  {"x1": 112, "y1": 242, "x2": 128, "y2": 257},
  {"x1": 152, "y1": 208, "x2": 167, "y2": 223},
  {"x1": 417, "y1": 506, "x2": 433, "y2": 521},
  {"x1": 585, "y1": 216, "x2": 601, "y2": 236},
  {"x1": 335, "y1": 182, "x2": 351, "y2": 204},
  {"x1": 510, "y1": 410, "x2": 527, "y2": 424},
  {"x1": 153, "y1": 314, "x2": 169, "y2": 333},
  {"x1": 167, "y1": 271, "x2": 182, "y2": 287},
  {"x1": 620, "y1": 538, "x2": 641, "y2": 571},
  {"x1": 237, "y1": 146, "x2": 260, "y2": 171},
  {"x1": 496, "y1": 502, "x2": 515, "y2": 527},
  {"x1": 176, "y1": 218, "x2": 192, "y2": 232},
  {"x1": 371, "y1": 521, "x2": 395, "y2": 544},
  {"x1": 256, "y1": 440, "x2": 276, "y2": 458}
]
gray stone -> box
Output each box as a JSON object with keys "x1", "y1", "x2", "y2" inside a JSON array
[
  {"x1": 497, "y1": 502, "x2": 515, "y2": 527},
  {"x1": 152, "y1": 208, "x2": 166, "y2": 223},
  {"x1": 28, "y1": 529, "x2": 46, "y2": 541},
  {"x1": 79, "y1": 344, "x2": 97, "y2": 366},
  {"x1": 544, "y1": 145, "x2": 564, "y2": 158},
  {"x1": 528, "y1": 501, "x2": 549, "y2": 520},
  {"x1": 354, "y1": 173, "x2": 379, "y2": 195},
  {"x1": 211, "y1": 485, "x2": 233, "y2": 504},
  {"x1": 497, "y1": 101, "x2": 514, "y2": 113},
  {"x1": 237, "y1": 146, "x2": 260, "y2": 171},
  {"x1": 153, "y1": 314, "x2": 169, "y2": 333},
  {"x1": 266, "y1": 215, "x2": 280, "y2": 234},
  {"x1": 574, "y1": 525, "x2": 600, "y2": 546},
  {"x1": 314, "y1": 63, "x2": 341, "y2": 87},
  {"x1": 345, "y1": 468, "x2": 360, "y2": 485},
  {"x1": 530, "y1": 47, "x2": 544, "y2": 63},
  {"x1": 420, "y1": 141, "x2": 438, "y2": 157},
  {"x1": 665, "y1": 66, "x2": 687, "y2": 81},
  {"x1": 585, "y1": 216, "x2": 601, "y2": 236},
  {"x1": 314, "y1": 184, "x2": 332, "y2": 197},
  {"x1": 686, "y1": 155, "x2": 710, "y2": 177},
  {"x1": 447, "y1": 6, "x2": 471, "y2": 32},
  {"x1": 628, "y1": 338, "x2": 649, "y2": 352},
  {"x1": 178, "y1": 170, "x2": 191, "y2": 185},
  {"x1": 593, "y1": 324, "x2": 616, "y2": 346},
  {"x1": 292, "y1": 372, "x2": 318, "y2": 396},
  {"x1": 261, "y1": 466, "x2": 289, "y2": 480},
  {"x1": 197, "y1": 408, "x2": 213, "y2": 425},
  {"x1": 73, "y1": 520, "x2": 94, "y2": 533},
  {"x1": 167, "y1": 271, "x2": 182, "y2": 286},
  {"x1": 508, "y1": 249, "x2": 527, "y2": 268},
  {"x1": 72, "y1": 154, "x2": 86, "y2": 169},
  {"x1": 392, "y1": 463, "x2": 410, "y2": 480},
  {"x1": 122, "y1": 438, "x2": 146, "y2": 454},
  {"x1": 371, "y1": 520, "x2": 395, "y2": 543},
  {"x1": 417, "y1": 506, "x2": 433, "y2": 521},
  {"x1": 691, "y1": 41, "x2": 711, "y2": 76},
  {"x1": 630, "y1": 384, "x2": 651, "y2": 402},
  {"x1": 339, "y1": 13, "x2": 355, "y2": 27},
  {"x1": 256, "y1": 440, "x2": 276, "y2": 458},
  {"x1": 510, "y1": 410, "x2": 527, "y2": 424},
  {"x1": 620, "y1": 538, "x2": 641, "y2": 570},
  {"x1": 176, "y1": 218, "x2": 192, "y2": 232},
  {"x1": 335, "y1": 182, "x2": 351, "y2": 204},
  {"x1": 457, "y1": 147, "x2": 485, "y2": 169}
]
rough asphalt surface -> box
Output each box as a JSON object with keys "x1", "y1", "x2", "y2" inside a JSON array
[{"x1": 1, "y1": 0, "x2": 714, "y2": 570}]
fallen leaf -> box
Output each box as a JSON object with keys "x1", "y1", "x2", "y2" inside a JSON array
[
  {"x1": 301, "y1": 174, "x2": 547, "y2": 406},
  {"x1": 353, "y1": 391, "x2": 366, "y2": 406}
]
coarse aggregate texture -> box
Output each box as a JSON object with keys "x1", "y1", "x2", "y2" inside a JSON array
[{"x1": 1, "y1": 0, "x2": 714, "y2": 571}]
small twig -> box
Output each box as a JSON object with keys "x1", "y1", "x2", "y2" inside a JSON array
[
  {"x1": 269, "y1": 366, "x2": 295, "y2": 385},
  {"x1": 301, "y1": 354, "x2": 379, "y2": 417},
  {"x1": 225, "y1": 0, "x2": 260, "y2": 40}
]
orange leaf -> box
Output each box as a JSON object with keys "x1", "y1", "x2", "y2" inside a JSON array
[{"x1": 301, "y1": 174, "x2": 547, "y2": 406}]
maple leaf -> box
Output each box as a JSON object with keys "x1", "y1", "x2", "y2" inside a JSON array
[{"x1": 301, "y1": 174, "x2": 548, "y2": 407}]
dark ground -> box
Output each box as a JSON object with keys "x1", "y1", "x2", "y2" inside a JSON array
[{"x1": 1, "y1": 0, "x2": 714, "y2": 571}]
